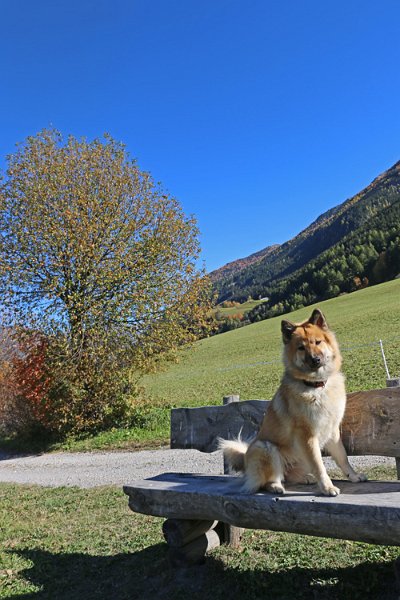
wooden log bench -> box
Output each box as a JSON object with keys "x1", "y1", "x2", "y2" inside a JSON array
[{"x1": 124, "y1": 387, "x2": 400, "y2": 568}]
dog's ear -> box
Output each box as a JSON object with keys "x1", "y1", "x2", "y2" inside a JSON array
[
  {"x1": 281, "y1": 320, "x2": 297, "y2": 344},
  {"x1": 309, "y1": 309, "x2": 328, "y2": 330}
]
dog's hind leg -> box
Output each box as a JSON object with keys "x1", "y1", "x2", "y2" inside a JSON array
[
  {"x1": 325, "y1": 434, "x2": 368, "y2": 483},
  {"x1": 243, "y1": 440, "x2": 285, "y2": 494},
  {"x1": 285, "y1": 465, "x2": 316, "y2": 485}
]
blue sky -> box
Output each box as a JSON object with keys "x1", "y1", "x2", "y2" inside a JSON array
[{"x1": 1, "y1": 1, "x2": 400, "y2": 272}]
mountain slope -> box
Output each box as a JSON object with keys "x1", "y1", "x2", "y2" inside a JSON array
[
  {"x1": 209, "y1": 244, "x2": 279, "y2": 285},
  {"x1": 211, "y1": 160, "x2": 400, "y2": 304},
  {"x1": 142, "y1": 279, "x2": 400, "y2": 407}
]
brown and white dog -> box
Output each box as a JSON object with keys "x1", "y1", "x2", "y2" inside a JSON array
[{"x1": 219, "y1": 309, "x2": 367, "y2": 496}]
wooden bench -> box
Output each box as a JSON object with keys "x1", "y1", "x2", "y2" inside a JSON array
[{"x1": 124, "y1": 387, "x2": 400, "y2": 568}]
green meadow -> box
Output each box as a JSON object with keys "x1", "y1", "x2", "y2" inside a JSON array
[
  {"x1": 0, "y1": 468, "x2": 398, "y2": 600},
  {"x1": 1, "y1": 281, "x2": 399, "y2": 598},
  {"x1": 2, "y1": 279, "x2": 399, "y2": 454},
  {"x1": 142, "y1": 279, "x2": 400, "y2": 409},
  {"x1": 63, "y1": 278, "x2": 400, "y2": 452}
]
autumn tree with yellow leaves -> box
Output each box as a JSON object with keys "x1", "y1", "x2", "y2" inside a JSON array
[{"x1": 0, "y1": 129, "x2": 213, "y2": 435}]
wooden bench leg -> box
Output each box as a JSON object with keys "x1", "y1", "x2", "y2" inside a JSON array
[
  {"x1": 224, "y1": 523, "x2": 244, "y2": 548},
  {"x1": 162, "y1": 519, "x2": 220, "y2": 567},
  {"x1": 216, "y1": 522, "x2": 243, "y2": 548}
]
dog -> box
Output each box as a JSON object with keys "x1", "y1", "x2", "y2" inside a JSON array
[{"x1": 219, "y1": 309, "x2": 367, "y2": 496}]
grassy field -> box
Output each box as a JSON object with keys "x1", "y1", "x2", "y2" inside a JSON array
[
  {"x1": 1, "y1": 279, "x2": 399, "y2": 455},
  {"x1": 0, "y1": 463, "x2": 399, "y2": 600},
  {"x1": 1, "y1": 281, "x2": 399, "y2": 598},
  {"x1": 142, "y1": 279, "x2": 400, "y2": 409}
]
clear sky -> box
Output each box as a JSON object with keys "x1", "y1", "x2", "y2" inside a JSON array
[{"x1": 1, "y1": 0, "x2": 400, "y2": 272}]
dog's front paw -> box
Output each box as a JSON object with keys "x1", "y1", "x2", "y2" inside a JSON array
[
  {"x1": 267, "y1": 482, "x2": 285, "y2": 495},
  {"x1": 320, "y1": 484, "x2": 340, "y2": 497},
  {"x1": 349, "y1": 472, "x2": 368, "y2": 483}
]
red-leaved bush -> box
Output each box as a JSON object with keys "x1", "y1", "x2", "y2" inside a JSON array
[
  {"x1": 0, "y1": 330, "x2": 52, "y2": 436},
  {"x1": 11, "y1": 333, "x2": 51, "y2": 427}
]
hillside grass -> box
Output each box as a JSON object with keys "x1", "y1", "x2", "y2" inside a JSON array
[
  {"x1": 0, "y1": 464, "x2": 399, "y2": 600},
  {"x1": 142, "y1": 279, "x2": 400, "y2": 408},
  {"x1": 1, "y1": 279, "x2": 399, "y2": 454}
]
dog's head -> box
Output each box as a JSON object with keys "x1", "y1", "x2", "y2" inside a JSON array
[{"x1": 281, "y1": 309, "x2": 342, "y2": 382}]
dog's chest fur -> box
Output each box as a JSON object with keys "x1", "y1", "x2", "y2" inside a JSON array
[{"x1": 274, "y1": 372, "x2": 346, "y2": 447}]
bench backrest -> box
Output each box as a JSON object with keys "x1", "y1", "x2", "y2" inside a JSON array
[{"x1": 171, "y1": 387, "x2": 400, "y2": 457}]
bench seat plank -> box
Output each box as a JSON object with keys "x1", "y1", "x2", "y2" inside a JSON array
[{"x1": 124, "y1": 473, "x2": 400, "y2": 547}]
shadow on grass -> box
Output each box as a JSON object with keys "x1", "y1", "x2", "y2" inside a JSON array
[
  {"x1": 0, "y1": 450, "x2": 46, "y2": 461},
  {"x1": 0, "y1": 432, "x2": 58, "y2": 457},
  {"x1": 9, "y1": 545, "x2": 399, "y2": 600}
]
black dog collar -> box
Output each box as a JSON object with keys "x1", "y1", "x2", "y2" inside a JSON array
[{"x1": 303, "y1": 380, "x2": 326, "y2": 388}]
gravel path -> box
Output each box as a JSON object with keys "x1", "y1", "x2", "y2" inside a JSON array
[
  {"x1": 0, "y1": 449, "x2": 395, "y2": 488},
  {"x1": 0, "y1": 449, "x2": 223, "y2": 488}
]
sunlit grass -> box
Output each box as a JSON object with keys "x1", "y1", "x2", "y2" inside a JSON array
[
  {"x1": 0, "y1": 465, "x2": 398, "y2": 600},
  {"x1": 1, "y1": 280, "x2": 399, "y2": 454},
  {"x1": 142, "y1": 279, "x2": 400, "y2": 407}
]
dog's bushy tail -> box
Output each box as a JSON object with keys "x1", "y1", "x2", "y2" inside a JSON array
[{"x1": 217, "y1": 437, "x2": 249, "y2": 473}]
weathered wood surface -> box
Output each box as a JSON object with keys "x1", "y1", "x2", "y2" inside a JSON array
[
  {"x1": 170, "y1": 388, "x2": 400, "y2": 457},
  {"x1": 171, "y1": 399, "x2": 266, "y2": 452},
  {"x1": 124, "y1": 473, "x2": 400, "y2": 546},
  {"x1": 341, "y1": 388, "x2": 400, "y2": 457}
]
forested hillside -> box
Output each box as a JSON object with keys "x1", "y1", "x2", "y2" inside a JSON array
[
  {"x1": 211, "y1": 161, "x2": 400, "y2": 321},
  {"x1": 248, "y1": 199, "x2": 400, "y2": 322},
  {"x1": 209, "y1": 244, "x2": 279, "y2": 284}
]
